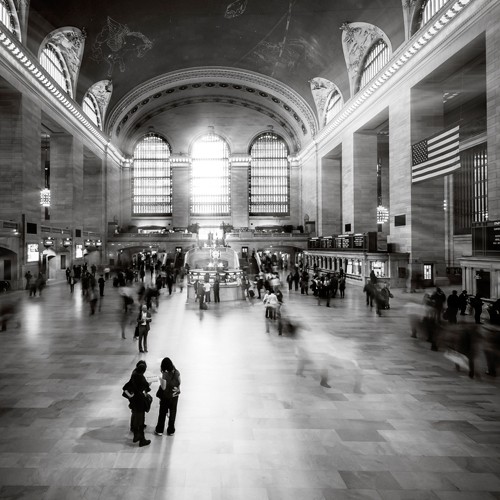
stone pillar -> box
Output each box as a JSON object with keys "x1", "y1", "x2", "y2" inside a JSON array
[
  {"x1": 50, "y1": 134, "x2": 84, "y2": 230},
  {"x1": 230, "y1": 155, "x2": 249, "y2": 229},
  {"x1": 83, "y1": 151, "x2": 104, "y2": 233},
  {"x1": 352, "y1": 132, "x2": 378, "y2": 233},
  {"x1": 0, "y1": 92, "x2": 41, "y2": 222},
  {"x1": 410, "y1": 86, "x2": 446, "y2": 282},
  {"x1": 486, "y1": 19, "x2": 500, "y2": 220},
  {"x1": 171, "y1": 156, "x2": 190, "y2": 228},
  {"x1": 320, "y1": 157, "x2": 342, "y2": 235}
]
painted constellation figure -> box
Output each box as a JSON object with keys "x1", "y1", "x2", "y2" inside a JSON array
[
  {"x1": 92, "y1": 17, "x2": 153, "y2": 76},
  {"x1": 225, "y1": 0, "x2": 248, "y2": 18}
]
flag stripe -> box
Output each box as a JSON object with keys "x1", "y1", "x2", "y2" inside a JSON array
[
  {"x1": 412, "y1": 155, "x2": 460, "y2": 179},
  {"x1": 411, "y1": 125, "x2": 460, "y2": 183},
  {"x1": 413, "y1": 162, "x2": 461, "y2": 183}
]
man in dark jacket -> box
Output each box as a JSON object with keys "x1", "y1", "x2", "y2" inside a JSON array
[
  {"x1": 123, "y1": 360, "x2": 151, "y2": 447},
  {"x1": 446, "y1": 290, "x2": 460, "y2": 324}
]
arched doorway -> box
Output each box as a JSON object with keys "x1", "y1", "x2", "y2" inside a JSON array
[{"x1": 0, "y1": 246, "x2": 18, "y2": 290}]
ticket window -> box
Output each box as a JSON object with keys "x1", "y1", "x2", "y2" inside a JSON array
[{"x1": 371, "y1": 261, "x2": 386, "y2": 278}]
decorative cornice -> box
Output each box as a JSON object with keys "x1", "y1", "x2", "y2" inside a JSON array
[
  {"x1": 106, "y1": 67, "x2": 318, "y2": 139},
  {"x1": 0, "y1": 24, "x2": 125, "y2": 165},
  {"x1": 298, "y1": 0, "x2": 475, "y2": 162}
]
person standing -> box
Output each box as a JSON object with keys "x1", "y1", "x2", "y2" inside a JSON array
[
  {"x1": 458, "y1": 290, "x2": 468, "y2": 316},
  {"x1": 338, "y1": 276, "x2": 346, "y2": 299},
  {"x1": 24, "y1": 270, "x2": 32, "y2": 290},
  {"x1": 154, "y1": 357, "x2": 181, "y2": 436},
  {"x1": 446, "y1": 290, "x2": 460, "y2": 324},
  {"x1": 213, "y1": 276, "x2": 220, "y2": 303},
  {"x1": 69, "y1": 274, "x2": 75, "y2": 294},
  {"x1": 98, "y1": 274, "x2": 105, "y2": 297},
  {"x1": 136, "y1": 304, "x2": 152, "y2": 353},
  {"x1": 123, "y1": 360, "x2": 151, "y2": 447},
  {"x1": 471, "y1": 293, "x2": 484, "y2": 324},
  {"x1": 203, "y1": 281, "x2": 211, "y2": 303}
]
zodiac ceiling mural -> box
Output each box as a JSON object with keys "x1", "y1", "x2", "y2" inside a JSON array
[{"x1": 92, "y1": 17, "x2": 153, "y2": 77}]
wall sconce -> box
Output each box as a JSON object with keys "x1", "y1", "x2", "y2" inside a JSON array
[
  {"x1": 43, "y1": 236, "x2": 54, "y2": 248},
  {"x1": 84, "y1": 239, "x2": 93, "y2": 248},
  {"x1": 95, "y1": 239, "x2": 102, "y2": 248},
  {"x1": 63, "y1": 237, "x2": 72, "y2": 247},
  {"x1": 40, "y1": 188, "x2": 51, "y2": 207}
]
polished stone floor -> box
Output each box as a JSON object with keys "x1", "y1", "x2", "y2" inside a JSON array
[{"x1": 0, "y1": 276, "x2": 499, "y2": 500}]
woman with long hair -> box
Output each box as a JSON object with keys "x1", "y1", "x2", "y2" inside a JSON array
[{"x1": 154, "y1": 357, "x2": 181, "y2": 436}]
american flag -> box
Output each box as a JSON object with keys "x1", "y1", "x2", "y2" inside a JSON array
[{"x1": 411, "y1": 125, "x2": 460, "y2": 183}]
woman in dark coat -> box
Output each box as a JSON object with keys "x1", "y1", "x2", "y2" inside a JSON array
[
  {"x1": 124, "y1": 360, "x2": 151, "y2": 447},
  {"x1": 154, "y1": 357, "x2": 181, "y2": 437}
]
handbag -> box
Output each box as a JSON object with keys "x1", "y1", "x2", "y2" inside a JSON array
[
  {"x1": 144, "y1": 393, "x2": 153, "y2": 413},
  {"x1": 155, "y1": 386, "x2": 164, "y2": 399}
]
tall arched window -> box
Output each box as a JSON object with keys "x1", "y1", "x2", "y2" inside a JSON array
[
  {"x1": 249, "y1": 132, "x2": 289, "y2": 216},
  {"x1": 324, "y1": 89, "x2": 343, "y2": 125},
  {"x1": 419, "y1": 0, "x2": 451, "y2": 28},
  {"x1": 191, "y1": 134, "x2": 230, "y2": 215},
  {"x1": 82, "y1": 92, "x2": 102, "y2": 129},
  {"x1": 0, "y1": 0, "x2": 19, "y2": 39},
  {"x1": 132, "y1": 133, "x2": 172, "y2": 216},
  {"x1": 358, "y1": 40, "x2": 390, "y2": 91},
  {"x1": 40, "y1": 43, "x2": 73, "y2": 97}
]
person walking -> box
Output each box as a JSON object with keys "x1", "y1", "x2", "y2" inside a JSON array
[
  {"x1": 154, "y1": 357, "x2": 181, "y2": 437},
  {"x1": 123, "y1": 360, "x2": 152, "y2": 447},
  {"x1": 471, "y1": 293, "x2": 484, "y2": 324},
  {"x1": 446, "y1": 290, "x2": 460, "y2": 324},
  {"x1": 136, "y1": 304, "x2": 152, "y2": 353}
]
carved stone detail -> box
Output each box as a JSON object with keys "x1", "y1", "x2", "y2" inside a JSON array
[
  {"x1": 340, "y1": 22, "x2": 391, "y2": 97},
  {"x1": 106, "y1": 67, "x2": 318, "y2": 139},
  {"x1": 43, "y1": 27, "x2": 86, "y2": 93},
  {"x1": 310, "y1": 78, "x2": 343, "y2": 128}
]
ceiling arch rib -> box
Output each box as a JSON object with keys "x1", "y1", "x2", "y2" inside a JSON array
[
  {"x1": 107, "y1": 67, "x2": 318, "y2": 154},
  {"x1": 121, "y1": 94, "x2": 303, "y2": 155}
]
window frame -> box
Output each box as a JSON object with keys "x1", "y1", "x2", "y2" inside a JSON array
[
  {"x1": 0, "y1": 0, "x2": 20, "y2": 40},
  {"x1": 82, "y1": 92, "x2": 102, "y2": 129},
  {"x1": 190, "y1": 133, "x2": 231, "y2": 217},
  {"x1": 132, "y1": 133, "x2": 173, "y2": 217},
  {"x1": 357, "y1": 39, "x2": 390, "y2": 92},
  {"x1": 249, "y1": 132, "x2": 290, "y2": 217},
  {"x1": 39, "y1": 43, "x2": 73, "y2": 97}
]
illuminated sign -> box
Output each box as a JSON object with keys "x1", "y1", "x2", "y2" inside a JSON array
[{"x1": 27, "y1": 243, "x2": 39, "y2": 262}]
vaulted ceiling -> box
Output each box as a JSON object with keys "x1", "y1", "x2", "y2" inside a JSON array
[{"x1": 27, "y1": 0, "x2": 406, "y2": 155}]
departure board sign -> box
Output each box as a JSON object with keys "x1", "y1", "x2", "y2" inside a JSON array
[
  {"x1": 486, "y1": 221, "x2": 500, "y2": 251},
  {"x1": 353, "y1": 234, "x2": 365, "y2": 248},
  {"x1": 472, "y1": 220, "x2": 500, "y2": 256}
]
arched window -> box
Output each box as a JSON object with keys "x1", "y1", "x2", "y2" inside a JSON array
[
  {"x1": 191, "y1": 134, "x2": 230, "y2": 215},
  {"x1": 0, "y1": 0, "x2": 19, "y2": 39},
  {"x1": 39, "y1": 43, "x2": 73, "y2": 97},
  {"x1": 249, "y1": 132, "x2": 289, "y2": 216},
  {"x1": 358, "y1": 40, "x2": 390, "y2": 91},
  {"x1": 324, "y1": 89, "x2": 343, "y2": 125},
  {"x1": 419, "y1": 0, "x2": 451, "y2": 28},
  {"x1": 82, "y1": 92, "x2": 102, "y2": 129},
  {"x1": 132, "y1": 133, "x2": 172, "y2": 216}
]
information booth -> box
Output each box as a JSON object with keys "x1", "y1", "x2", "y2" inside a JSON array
[{"x1": 185, "y1": 246, "x2": 245, "y2": 301}]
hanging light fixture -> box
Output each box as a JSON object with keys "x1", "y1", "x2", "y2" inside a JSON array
[
  {"x1": 377, "y1": 205, "x2": 389, "y2": 224},
  {"x1": 40, "y1": 188, "x2": 51, "y2": 207}
]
